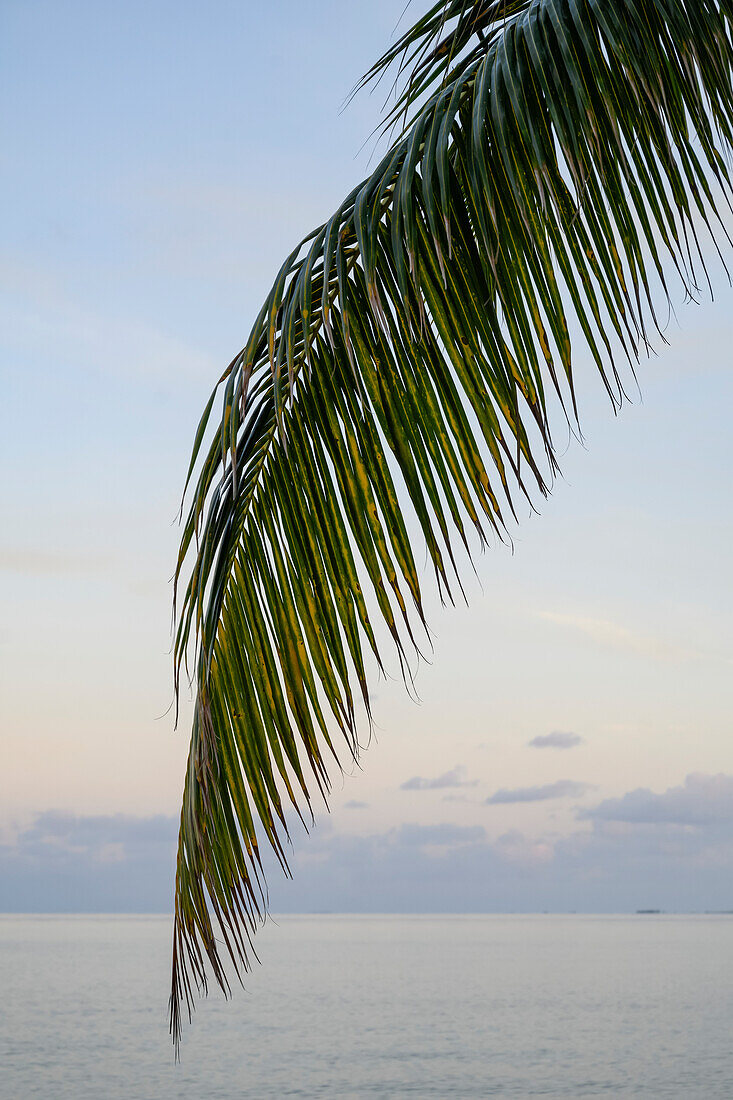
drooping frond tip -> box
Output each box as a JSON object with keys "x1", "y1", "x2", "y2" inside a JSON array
[{"x1": 171, "y1": 0, "x2": 733, "y2": 1048}]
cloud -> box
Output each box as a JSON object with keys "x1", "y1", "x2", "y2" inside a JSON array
[
  {"x1": 394, "y1": 824, "x2": 486, "y2": 848},
  {"x1": 539, "y1": 611, "x2": 692, "y2": 661},
  {"x1": 494, "y1": 830, "x2": 555, "y2": 866},
  {"x1": 276, "y1": 797, "x2": 733, "y2": 912},
  {"x1": 528, "y1": 731, "x2": 584, "y2": 750},
  {"x1": 581, "y1": 773, "x2": 733, "y2": 827},
  {"x1": 0, "y1": 258, "x2": 216, "y2": 385},
  {"x1": 400, "y1": 765, "x2": 478, "y2": 791},
  {"x1": 131, "y1": 177, "x2": 330, "y2": 285},
  {"x1": 487, "y1": 780, "x2": 594, "y2": 804},
  {"x1": 7, "y1": 784, "x2": 733, "y2": 915},
  {"x1": 0, "y1": 548, "x2": 109, "y2": 576},
  {"x1": 0, "y1": 811, "x2": 177, "y2": 912},
  {"x1": 14, "y1": 810, "x2": 177, "y2": 848},
  {"x1": 344, "y1": 800, "x2": 369, "y2": 810}
]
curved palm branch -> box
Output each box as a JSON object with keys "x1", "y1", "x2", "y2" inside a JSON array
[{"x1": 170, "y1": 0, "x2": 733, "y2": 1046}]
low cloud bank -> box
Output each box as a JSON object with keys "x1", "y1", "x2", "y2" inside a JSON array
[
  {"x1": 4, "y1": 775, "x2": 733, "y2": 914},
  {"x1": 0, "y1": 811, "x2": 177, "y2": 912}
]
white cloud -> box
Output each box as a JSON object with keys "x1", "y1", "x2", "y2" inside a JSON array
[
  {"x1": 539, "y1": 611, "x2": 692, "y2": 661},
  {"x1": 0, "y1": 548, "x2": 110, "y2": 576},
  {"x1": 0, "y1": 258, "x2": 217, "y2": 385}
]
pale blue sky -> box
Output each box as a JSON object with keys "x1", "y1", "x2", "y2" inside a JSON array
[{"x1": 2, "y1": 0, "x2": 733, "y2": 911}]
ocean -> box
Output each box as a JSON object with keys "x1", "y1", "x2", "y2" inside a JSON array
[{"x1": 2, "y1": 914, "x2": 732, "y2": 1098}]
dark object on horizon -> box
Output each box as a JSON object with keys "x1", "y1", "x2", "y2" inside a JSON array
[{"x1": 636, "y1": 909, "x2": 662, "y2": 915}]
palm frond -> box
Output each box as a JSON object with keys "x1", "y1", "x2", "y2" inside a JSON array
[{"x1": 170, "y1": 0, "x2": 733, "y2": 1047}]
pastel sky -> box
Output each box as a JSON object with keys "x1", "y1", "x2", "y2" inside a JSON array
[{"x1": 2, "y1": 0, "x2": 733, "y2": 912}]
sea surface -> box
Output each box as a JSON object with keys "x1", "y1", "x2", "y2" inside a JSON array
[{"x1": 1, "y1": 914, "x2": 732, "y2": 1098}]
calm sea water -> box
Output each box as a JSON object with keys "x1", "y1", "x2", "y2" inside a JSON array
[{"x1": 1, "y1": 914, "x2": 732, "y2": 1098}]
